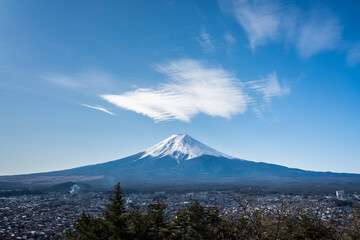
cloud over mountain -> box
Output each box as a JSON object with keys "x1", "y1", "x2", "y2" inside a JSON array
[
  {"x1": 101, "y1": 59, "x2": 288, "y2": 122},
  {"x1": 102, "y1": 59, "x2": 248, "y2": 122}
]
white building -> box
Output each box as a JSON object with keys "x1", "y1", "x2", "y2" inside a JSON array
[{"x1": 336, "y1": 190, "x2": 346, "y2": 200}]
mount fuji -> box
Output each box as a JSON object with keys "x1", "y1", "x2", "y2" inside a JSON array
[
  {"x1": 140, "y1": 134, "x2": 231, "y2": 162},
  {"x1": 1, "y1": 134, "x2": 360, "y2": 190}
]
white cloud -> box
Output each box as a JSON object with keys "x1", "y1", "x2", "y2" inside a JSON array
[
  {"x1": 80, "y1": 104, "x2": 115, "y2": 115},
  {"x1": 221, "y1": 0, "x2": 342, "y2": 58},
  {"x1": 102, "y1": 59, "x2": 248, "y2": 122},
  {"x1": 101, "y1": 59, "x2": 288, "y2": 122},
  {"x1": 347, "y1": 43, "x2": 360, "y2": 66},
  {"x1": 197, "y1": 30, "x2": 215, "y2": 53},
  {"x1": 296, "y1": 12, "x2": 342, "y2": 59},
  {"x1": 232, "y1": 0, "x2": 281, "y2": 50},
  {"x1": 247, "y1": 72, "x2": 289, "y2": 115},
  {"x1": 248, "y1": 72, "x2": 290, "y2": 103}
]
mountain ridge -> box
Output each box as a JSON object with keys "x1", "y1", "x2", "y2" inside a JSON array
[{"x1": 1, "y1": 134, "x2": 360, "y2": 190}]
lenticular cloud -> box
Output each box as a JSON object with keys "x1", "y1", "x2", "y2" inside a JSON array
[{"x1": 101, "y1": 59, "x2": 248, "y2": 122}]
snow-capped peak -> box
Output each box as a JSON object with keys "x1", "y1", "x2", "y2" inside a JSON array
[{"x1": 140, "y1": 134, "x2": 231, "y2": 161}]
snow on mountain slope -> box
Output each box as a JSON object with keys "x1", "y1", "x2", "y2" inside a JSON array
[{"x1": 140, "y1": 134, "x2": 232, "y2": 162}]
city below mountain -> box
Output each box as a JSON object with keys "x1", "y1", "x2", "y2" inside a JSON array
[{"x1": 1, "y1": 134, "x2": 360, "y2": 191}]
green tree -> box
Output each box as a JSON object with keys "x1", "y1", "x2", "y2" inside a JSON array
[
  {"x1": 62, "y1": 182, "x2": 130, "y2": 240},
  {"x1": 102, "y1": 182, "x2": 130, "y2": 239},
  {"x1": 127, "y1": 204, "x2": 151, "y2": 240},
  {"x1": 59, "y1": 183, "x2": 346, "y2": 240},
  {"x1": 146, "y1": 201, "x2": 171, "y2": 240},
  {"x1": 171, "y1": 207, "x2": 192, "y2": 240},
  {"x1": 171, "y1": 202, "x2": 226, "y2": 240},
  {"x1": 283, "y1": 214, "x2": 336, "y2": 240},
  {"x1": 63, "y1": 212, "x2": 110, "y2": 240},
  {"x1": 346, "y1": 208, "x2": 360, "y2": 239}
]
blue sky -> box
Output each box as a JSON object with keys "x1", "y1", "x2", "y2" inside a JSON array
[{"x1": 1, "y1": 0, "x2": 360, "y2": 175}]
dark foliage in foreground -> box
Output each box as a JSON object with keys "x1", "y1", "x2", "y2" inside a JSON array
[{"x1": 58, "y1": 183, "x2": 360, "y2": 240}]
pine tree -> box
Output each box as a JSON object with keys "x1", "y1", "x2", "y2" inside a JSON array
[
  {"x1": 59, "y1": 183, "x2": 345, "y2": 240},
  {"x1": 171, "y1": 206, "x2": 192, "y2": 240},
  {"x1": 127, "y1": 204, "x2": 151, "y2": 240},
  {"x1": 65, "y1": 212, "x2": 110, "y2": 240},
  {"x1": 146, "y1": 201, "x2": 170, "y2": 240},
  {"x1": 102, "y1": 182, "x2": 130, "y2": 239},
  {"x1": 171, "y1": 202, "x2": 224, "y2": 240}
]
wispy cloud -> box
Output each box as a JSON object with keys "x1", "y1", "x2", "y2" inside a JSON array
[
  {"x1": 247, "y1": 72, "x2": 289, "y2": 115},
  {"x1": 101, "y1": 59, "x2": 288, "y2": 122},
  {"x1": 231, "y1": 0, "x2": 281, "y2": 50},
  {"x1": 347, "y1": 43, "x2": 360, "y2": 66},
  {"x1": 220, "y1": 0, "x2": 342, "y2": 58},
  {"x1": 102, "y1": 59, "x2": 248, "y2": 122},
  {"x1": 197, "y1": 30, "x2": 215, "y2": 53},
  {"x1": 247, "y1": 72, "x2": 290, "y2": 116},
  {"x1": 46, "y1": 74, "x2": 82, "y2": 89},
  {"x1": 224, "y1": 32, "x2": 236, "y2": 45},
  {"x1": 249, "y1": 72, "x2": 290, "y2": 103},
  {"x1": 43, "y1": 69, "x2": 117, "y2": 93},
  {"x1": 296, "y1": 10, "x2": 342, "y2": 59},
  {"x1": 80, "y1": 104, "x2": 115, "y2": 115}
]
